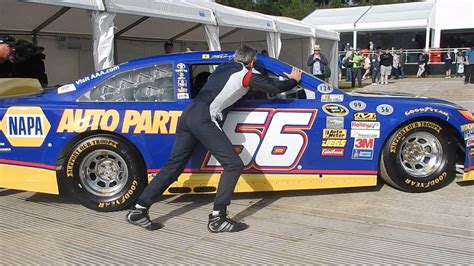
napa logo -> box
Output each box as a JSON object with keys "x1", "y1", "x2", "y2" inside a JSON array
[{"x1": 0, "y1": 106, "x2": 51, "y2": 147}]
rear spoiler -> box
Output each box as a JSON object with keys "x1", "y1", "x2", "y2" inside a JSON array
[{"x1": 0, "y1": 78, "x2": 43, "y2": 98}]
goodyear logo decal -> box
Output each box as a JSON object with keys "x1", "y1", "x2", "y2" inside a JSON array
[
  {"x1": 57, "y1": 109, "x2": 182, "y2": 134},
  {"x1": 0, "y1": 106, "x2": 51, "y2": 147}
]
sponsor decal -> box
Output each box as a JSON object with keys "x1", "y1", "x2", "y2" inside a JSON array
[
  {"x1": 404, "y1": 172, "x2": 446, "y2": 188},
  {"x1": 210, "y1": 54, "x2": 234, "y2": 60},
  {"x1": 57, "y1": 83, "x2": 76, "y2": 94},
  {"x1": 321, "y1": 139, "x2": 347, "y2": 148},
  {"x1": 178, "y1": 87, "x2": 188, "y2": 93},
  {"x1": 470, "y1": 147, "x2": 474, "y2": 156},
  {"x1": 467, "y1": 139, "x2": 474, "y2": 146},
  {"x1": 323, "y1": 129, "x2": 347, "y2": 139},
  {"x1": 321, "y1": 94, "x2": 344, "y2": 102},
  {"x1": 175, "y1": 63, "x2": 188, "y2": 73},
  {"x1": 351, "y1": 121, "x2": 380, "y2": 130},
  {"x1": 354, "y1": 138, "x2": 375, "y2": 149},
  {"x1": 74, "y1": 66, "x2": 120, "y2": 86},
  {"x1": 376, "y1": 104, "x2": 394, "y2": 115},
  {"x1": 0, "y1": 147, "x2": 11, "y2": 152},
  {"x1": 0, "y1": 106, "x2": 51, "y2": 147},
  {"x1": 322, "y1": 104, "x2": 349, "y2": 117},
  {"x1": 465, "y1": 130, "x2": 474, "y2": 140},
  {"x1": 56, "y1": 109, "x2": 182, "y2": 134},
  {"x1": 349, "y1": 100, "x2": 366, "y2": 111},
  {"x1": 326, "y1": 117, "x2": 344, "y2": 129},
  {"x1": 352, "y1": 149, "x2": 373, "y2": 160},
  {"x1": 202, "y1": 54, "x2": 210, "y2": 59},
  {"x1": 317, "y1": 84, "x2": 333, "y2": 94},
  {"x1": 404, "y1": 106, "x2": 449, "y2": 118},
  {"x1": 321, "y1": 148, "x2": 344, "y2": 157},
  {"x1": 353, "y1": 112, "x2": 377, "y2": 121},
  {"x1": 461, "y1": 123, "x2": 474, "y2": 131},
  {"x1": 177, "y1": 79, "x2": 187, "y2": 87},
  {"x1": 389, "y1": 121, "x2": 442, "y2": 153},
  {"x1": 177, "y1": 93, "x2": 190, "y2": 100},
  {"x1": 350, "y1": 129, "x2": 380, "y2": 139},
  {"x1": 178, "y1": 72, "x2": 185, "y2": 78}
]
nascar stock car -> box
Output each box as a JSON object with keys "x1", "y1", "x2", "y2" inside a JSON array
[{"x1": 0, "y1": 51, "x2": 473, "y2": 211}]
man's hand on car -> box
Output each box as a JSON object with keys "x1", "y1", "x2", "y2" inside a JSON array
[{"x1": 284, "y1": 67, "x2": 302, "y2": 82}]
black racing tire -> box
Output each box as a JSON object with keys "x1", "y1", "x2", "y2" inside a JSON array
[
  {"x1": 63, "y1": 135, "x2": 146, "y2": 212},
  {"x1": 380, "y1": 120, "x2": 456, "y2": 192}
]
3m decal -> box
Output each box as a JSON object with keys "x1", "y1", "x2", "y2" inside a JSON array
[
  {"x1": 323, "y1": 129, "x2": 347, "y2": 139},
  {"x1": 321, "y1": 148, "x2": 344, "y2": 157},
  {"x1": 404, "y1": 107, "x2": 449, "y2": 118},
  {"x1": 317, "y1": 84, "x2": 333, "y2": 94},
  {"x1": 390, "y1": 121, "x2": 442, "y2": 153},
  {"x1": 322, "y1": 104, "x2": 348, "y2": 117},
  {"x1": 376, "y1": 104, "x2": 394, "y2": 115},
  {"x1": 326, "y1": 117, "x2": 344, "y2": 129},
  {"x1": 351, "y1": 121, "x2": 380, "y2": 130},
  {"x1": 57, "y1": 109, "x2": 182, "y2": 134},
  {"x1": 0, "y1": 106, "x2": 51, "y2": 147},
  {"x1": 349, "y1": 100, "x2": 366, "y2": 111},
  {"x1": 354, "y1": 138, "x2": 375, "y2": 149},
  {"x1": 202, "y1": 108, "x2": 317, "y2": 170},
  {"x1": 321, "y1": 139, "x2": 347, "y2": 148},
  {"x1": 321, "y1": 94, "x2": 344, "y2": 102},
  {"x1": 353, "y1": 112, "x2": 377, "y2": 121}
]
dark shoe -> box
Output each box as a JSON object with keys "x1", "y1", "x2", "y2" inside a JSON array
[
  {"x1": 126, "y1": 208, "x2": 161, "y2": 231},
  {"x1": 208, "y1": 210, "x2": 248, "y2": 233}
]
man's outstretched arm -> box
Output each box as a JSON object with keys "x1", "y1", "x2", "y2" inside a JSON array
[{"x1": 248, "y1": 67, "x2": 302, "y2": 94}]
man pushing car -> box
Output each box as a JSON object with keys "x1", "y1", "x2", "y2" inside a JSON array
[{"x1": 126, "y1": 45, "x2": 302, "y2": 232}]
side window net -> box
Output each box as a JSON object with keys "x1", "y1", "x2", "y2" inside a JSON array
[{"x1": 78, "y1": 64, "x2": 175, "y2": 102}]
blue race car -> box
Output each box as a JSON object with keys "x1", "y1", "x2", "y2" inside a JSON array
[{"x1": 1, "y1": 51, "x2": 473, "y2": 212}]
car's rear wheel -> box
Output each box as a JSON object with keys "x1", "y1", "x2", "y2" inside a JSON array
[
  {"x1": 380, "y1": 120, "x2": 456, "y2": 192},
  {"x1": 63, "y1": 135, "x2": 146, "y2": 211}
]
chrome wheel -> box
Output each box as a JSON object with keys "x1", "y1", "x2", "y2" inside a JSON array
[
  {"x1": 79, "y1": 149, "x2": 129, "y2": 197},
  {"x1": 398, "y1": 132, "x2": 443, "y2": 178}
]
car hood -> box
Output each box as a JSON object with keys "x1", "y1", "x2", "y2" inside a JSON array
[{"x1": 347, "y1": 90, "x2": 465, "y2": 110}]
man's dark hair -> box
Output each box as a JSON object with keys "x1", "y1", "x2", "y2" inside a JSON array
[
  {"x1": 234, "y1": 45, "x2": 256, "y2": 66},
  {"x1": 164, "y1": 41, "x2": 173, "y2": 49}
]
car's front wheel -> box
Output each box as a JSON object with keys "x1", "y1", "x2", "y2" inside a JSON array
[
  {"x1": 63, "y1": 135, "x2": 146, "y2": 211},
  {"x1": 380, "y1": 120, "x2": 456, "y2": 192}
]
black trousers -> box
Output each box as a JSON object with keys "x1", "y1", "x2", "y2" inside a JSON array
[
  {"x1": 137, "y1": 101, "x2": 244, "y2": 211},
  {"x1": 465, "y1": 64, "x2": 474, "y2": 84},
  {"x1": 351, "y1": 68, "x2": 362, "y2": 88}
]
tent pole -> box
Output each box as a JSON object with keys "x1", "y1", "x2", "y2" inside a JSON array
[{"x1": 425, "y1": 27, "x2": 430, "y2": 50}]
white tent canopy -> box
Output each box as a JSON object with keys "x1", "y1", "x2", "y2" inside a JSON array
[
  {"x1": 356, "y1": 2, "x2": 435, "y2": 31},
  {"x1": 302, "y1": 6, "x2": 371, "y2": 32},
  {"x1": 3, "y1": 0, "x2": 339, "y2": 86}
]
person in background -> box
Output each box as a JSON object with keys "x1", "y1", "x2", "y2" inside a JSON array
[
  {"x1": 349, "y1": 48, "x2": 363, "y2": 88},
  {"x1": 455, "y1": 50, "x2": 465, "y2": 78},
  {"x1": 307, "y1": 44, "x2": 329, "y2": 81},
  {"x1": 338, "y1": 51, "x2": 343, "y2": 81},
  {"x1": 465, "y1": 44, "x2": 474, "y2": 85},
  {"x1": 344, "y1": 47, "x2": 354, "y2": 82},
  {"x1": 398, "y1": 48, "x2": 406, "y2": 79},
  {"x1": 391, "y1": 48, "x2": 400, "y2": 80},
  {"x1": 164, "y1": 41, "x2": 174, "y2": 54},
  {"x1": 0, "y1": 34, "x2": 15, "y2": 63},
  {"x1": 379, "y1": 48, "x2": 392, "y2": 85},
  {"x1": 369, "y1": 41, "x2": 374, "y2": 51},
  {"x1": 370, "y1": 50, "x2": 380, "y2": 85},
  {"x1": 423, "y1": 50, "x2": 430, "y2": 77},
  {"x1": 444, "y1": 49, "x2": 453, "y2": 78},
  {"x1": 362, "y1": 52, "x2": 371, "y2": 80},
  {"x1": 417, "y1": 50, "x2": 428, "y2": 78}
]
